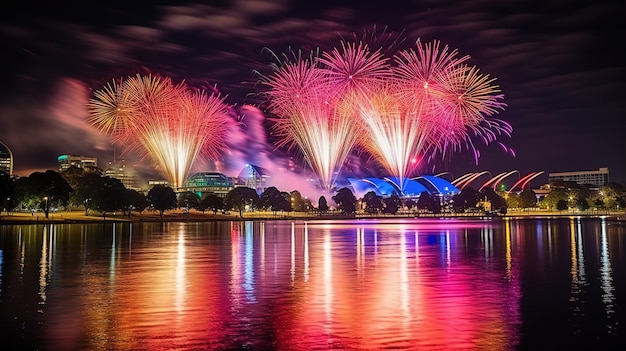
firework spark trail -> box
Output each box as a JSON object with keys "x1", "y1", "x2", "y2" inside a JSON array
[
  {"x1": 318, "y1": 41, "x2": 390, "y2": 102},
  {"x1": 264, "y1": 35, "x2": 510, "y2": 194},
  {"x1": 88, "y1": 74, "x2": 231, "y2": 188},
  {"x1": 264, "y1": 50, "x2": 367, "y2": 191},
  {"x1": 358, "y1": 85, "x2": 430, "y2": 187}
]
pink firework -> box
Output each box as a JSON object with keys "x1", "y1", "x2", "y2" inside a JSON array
[
  {"x1": 263, "y1": 35, "x2": 510, "y2": 193},
  {"x1": 318, "y1": 41, "x2": 391, "y2": 102},
  {"x1": 263, "y1": 50, "x2": 365, "y2": 191},
  {"x1": 88, "y1": 74, "x2": 231, "y2": 188}
]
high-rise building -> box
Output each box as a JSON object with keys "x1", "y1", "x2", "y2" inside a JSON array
[
  {"x1": 182, "y1": 172, "x2": 234, "y2": 198},
  {"x1": 57, "y1": 154, "x2": 98, "y2": 172},
  {"x1": 234, "y1": 164, "x2": 269, "y2": 193},
  {"x1": 0, "y1": 142, "x2": 13, "y2": 176},
  {"x1": 548, "y1": 167, "x2": 609, "y2": 187},
  {"x1": 104, "y1": 160, "x2": 139, "y2": 190}
]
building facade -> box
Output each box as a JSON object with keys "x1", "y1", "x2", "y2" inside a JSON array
[
  {"x1": 104, "y1": 160, "x2": 139, "y2": 190},
  {"x1": 57, "y1": 154, "x2": 98, "y2": 172},
  {"x1": 0, "y1": 142, "x2": 13, "y2": 176},
  {"x1": 182, "y1": 172, "x2": 234, "y2": 198},
  {"x1": 548, "y1": 167, "x2": 609, "y2": 187},
  {"x1": 233, "y1": 164, "x2": 270, "y2": 193}
]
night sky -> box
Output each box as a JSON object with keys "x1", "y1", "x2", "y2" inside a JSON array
[{"x1": 1, "y1": 0, "x2": 624, "y2": 186}]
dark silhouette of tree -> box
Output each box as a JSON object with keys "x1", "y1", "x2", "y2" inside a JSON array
[
  {"x1": 575, "y1": 197, "x2": 589, "y2": 211},
  {"x1": 91, "y1": 176, "x2": 126, "y2": 219},
  {"x1": 124, "y1": 189, "x2": 148, "y2": 217},
  {"x1": 363, "y1": 191, "x2": 384, "y2": 214},
  {"x1": 404, "y1": 198, "x2": 417, "y2": 213},
  {"x1": 417, "y1": 192, "x2": 441, "y2": 214},
  {"x1": 71, "y1": 172, "x2": 104, "y2": 215},
  {"x1": 178, "y1": 191, "x2": 200, "y2": 210},
  {"x1": 556, "y1": 199, "x2": 568, "y2": 212},
  {"x1": 383, "y1": 194, "x2": 401, "y2": 214},
  {"x1": 451, "y1": 187, "x2": 480, "y2": 212},
  {"x1": 278, "y1": 191, "x2": 293, "y2": 213},
  {"x1": 318, "y1": 196, "x2": 329, "y2": 215},
  {"x1": 259, "y1": 186, "x2": 290, "y2": 215},
  {"x1": 14, "y1": 170, "x2": 72, "y2": 218},
  {"x1": 147, "y1": 185, "x2": 177, "y2": 218},
  {"x1": 519, "y1": 189, "x2": 537, "y2": 209},
  {"x1": 199, "y1": 194, "x2": 224, "y2": 214},
  {"x1": 225, "y1": 186, "x2": 259, "y2": 217},
  {"x1": 333, "y1": 187, "x2": 357, "y2": 215},
  {"x1": 0, "y1": 172, "x2": 15, "y2": 212},
  {"x1": 482, "y1": 188, "x2": 506, "y2": 210}
]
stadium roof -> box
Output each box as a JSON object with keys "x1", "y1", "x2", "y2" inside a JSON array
[{"x1": 347, "y1": 175, "x2": 460, "y2": 198}]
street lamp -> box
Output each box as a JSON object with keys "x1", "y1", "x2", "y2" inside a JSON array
[{"x1": 43, "y1": 196, "x2": 49, "y2": 218}]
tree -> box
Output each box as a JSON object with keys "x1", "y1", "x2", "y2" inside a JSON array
[
  {"x1": 178, "y1": 191, "x2": 200, "y2": 210},
  {"x1": 452, "y1": 187, "x2": 480, "y2": 213},
  {"x1": 14, "y1": 170, "x2": 72, "y2": 218},
  {"x1": 290, "y1": 190, "x2": 311, "y2": 212},
  {"x1": 362, "y1": 191, "x2": 384, "y2": 214},
  {"x1": 124, "y1": 189, "x2": 149, "y2": 216},
  {"x1": 259, "y1": 186, "x2": 290, "y2": 215},
  {"x1": 91, "y1": 176, "x2": 126, "y2": 219},
  {"x1": 333, "y1": 187, "x2": 357, "y2": 215},
  {"x1": 539, "y1": 188, "x2": 568, "y2": 210},
  {"x1": 318, "y1": 196, "x2": 329, "y2": 215},
  {"x1": 519, "y1": 189, "x2": 537, "y2": 209},
  {"x1": 278, "y1": 191, "x2": 293, "y2": 213},
  {"x1": 0, "y1": 172, "x2": 15, "y2": 212},
  {"x1": 505, "y1": 192, "x2": 521, "y2": 209},
  {"x1": 147, "y1": 185, "x2": 177, "y2": 218},
  {"x1": 417, "y1": 192, "x2": 441, "y2": 214},
  {"x1": 71, "y1": 172, "x2": 104, "y2": 215},
  {"x1": 575, "y1": 197, "x2": 589, "y2": 211},
  {"x1": 224, "y1": 186, "x2": 259, "y2": 217},
  {"x1": 403, "y1": 198, "x2": 417, "y2": 213},
  {"x1": 482, "y1": 188, "x2": 506, "y2": 210},
  {"x1": 383, "y1": 194, "x2": 401, "y2": 215},
  {"x1": 556, "y1": 199, "x2": 568, "y2": 212},
  {"x1": 199, "y1": 194, "x2": 224, "y2": 215}
]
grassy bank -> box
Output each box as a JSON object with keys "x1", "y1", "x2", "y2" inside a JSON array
[{"x1": 1, "y1": 208, "x2": 625, "y2": 225}]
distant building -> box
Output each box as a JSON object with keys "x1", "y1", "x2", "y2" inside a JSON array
[
  {"x1": 233, "y1": 164, "x2": 270, "y2": 193},
  {"x1": 57, "y1": 154, "x2": 98, "y2": 172},
  {"x1": 548, "y1": 167, "x2": 609, "y2": 187},
  {"x1": 148, "y1": 180, "x2": 170, "y2": 188},
  {"x1": 0, "y1": 142, "x2": 13, "y2": 176},
  {"x1": 104, "y1": 160, "x2": 139, "y2": 190},
  {"x1": 181, "y1": 172, "x2": 234, "y2": 198}
]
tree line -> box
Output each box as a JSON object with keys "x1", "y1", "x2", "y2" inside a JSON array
[{"x1": 1, "y1": 167, "x2": 625, "y2": 219}]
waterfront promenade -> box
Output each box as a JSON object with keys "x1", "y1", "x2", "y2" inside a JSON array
[{"x1": 1, "y1": 208, "x2": 624, "y2": 224}]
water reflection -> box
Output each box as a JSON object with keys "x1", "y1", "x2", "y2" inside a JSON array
[
  {"x1": 600, "y1": 219, "x2": 615, "y2": 334},
  {"x1": 0, "y1": 218, "x2": 624, "y2": 350}
]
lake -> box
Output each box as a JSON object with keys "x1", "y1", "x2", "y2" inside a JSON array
[{"x1": 1, "y1": 217, "x2": 625, "y2": 350}]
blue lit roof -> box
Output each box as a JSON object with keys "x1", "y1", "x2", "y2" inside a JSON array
[
  {"x1": 348, "y1": 175, "x2": 460, "y2": 197},
  {"x1": 385, "y1": 177, "x2": 429, "y2": 196},
  {"x1": 414, "y1": 175, "x2": 460, "y2": 196}
]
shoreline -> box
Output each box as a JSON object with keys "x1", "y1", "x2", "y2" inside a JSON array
[{"x1": 1, "y1": 210, "x2": 624, "y2": 225}]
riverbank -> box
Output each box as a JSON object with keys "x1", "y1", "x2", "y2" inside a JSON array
[{"x1": 1, "y1": 209, "x2": 625, "y2": 225}]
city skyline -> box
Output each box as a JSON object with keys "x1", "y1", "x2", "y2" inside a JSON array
[{"x1": 1, "y1": 0, "x2": 624, "y2": 184}]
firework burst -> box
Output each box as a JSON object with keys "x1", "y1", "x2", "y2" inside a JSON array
[
  {"x1": 262, "y1": 34, "x2": 510, "y2": 194},
  {"x1": 88, "y1": 74, "x2": 231, "y2": 188},
  {"x1": 263, "y1": 52, "x2": 363, "y2": 191}
]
